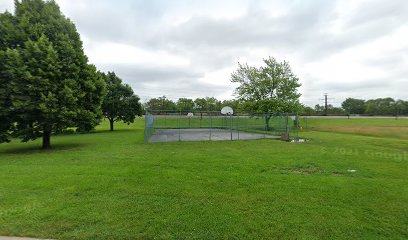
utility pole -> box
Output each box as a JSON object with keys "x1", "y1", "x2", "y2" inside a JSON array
[{"x1": 319, "y1": 93, "x2": 334, "y2": 116}]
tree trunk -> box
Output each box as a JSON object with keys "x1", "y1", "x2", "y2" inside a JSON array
[
  {"x1": 42, "y1": 130, "x2": 51, "y2": 149},
  {"x1": 265, "y1": 115, "x2": 271, "y2": 131},
  {"x1": 109, "y1": 119, "x2": 114, "y2": 131}
]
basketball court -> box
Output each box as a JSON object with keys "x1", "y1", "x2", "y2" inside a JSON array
[{"x1": 148, "y1": 128, "x2": 279, "y2": 142}]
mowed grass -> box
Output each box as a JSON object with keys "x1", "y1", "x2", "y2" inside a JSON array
[
  {"x1": 304, "y1": 117, "x2": 408, "y2": 139},
  {"x1": 0, "y1": 119, "x2": 407, "y2": 239}
]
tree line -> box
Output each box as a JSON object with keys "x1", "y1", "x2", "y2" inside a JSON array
[
  {"x1": 146, "y1": 95, "x2": 408, "y2": 117},
  {"x1": 302, "y1": 98, "x2": 408, "y2": 116},
  {"x1": 144, "y1": 96, "x2": 240, "y2": 112},
  {"x1": 0, "y1": 0, "x2": 142, "y2": 148}
]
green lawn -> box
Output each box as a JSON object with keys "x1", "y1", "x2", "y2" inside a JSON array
[
  {"x1": 0, "y1": 118, "x2": 407, "y2": 239},
  {"x1": 303, "y1": 117, "x2": 408, "y2": 139}
]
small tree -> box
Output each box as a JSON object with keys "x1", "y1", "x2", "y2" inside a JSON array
[
  {"x1": 102, "y1": 72, "x2": 142, "y2": 131},
  {"x1": 231, "y1": 57, "x2": 301, "y2": 129}
]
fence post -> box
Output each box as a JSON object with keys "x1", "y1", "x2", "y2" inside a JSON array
[
  {"x1": 264, "y1": 113, "x2": 266, "y2": 139},
  {"x1": 304, "y1": 116, "x2": 308, "y2": 130},
  {"x1": 286, "y1": 113, "x2": 289, "y2": 138},
  {"x1": 178, "y1": 110, "x2": 181, "y2": 141},
  {"x1": 237, "y1": 115, "x2": 240, "y2": 140},
  {"x1": 144, "y1": 112, "x2": 147, "y2": 144},
  {"x1": 296, "y1": 113, "x2": 299, "y2": 140},
  {"x1": 210, "y1": 112, "x2": 212, "y2": 141},
  {"x1": 230, "y1": 114, "x2": 233, "y2": 140}
]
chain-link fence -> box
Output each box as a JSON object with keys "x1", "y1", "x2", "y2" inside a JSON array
[{"x1": 144, "y1": 110, "x2": 299, "y2": 143}]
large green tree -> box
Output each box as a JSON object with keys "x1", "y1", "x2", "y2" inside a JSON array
[
  {"x1": 231, "y1": 57, "x2": 301, "y2": 129},
  {"x1": 0, "y1": 0, "x2": 105, "y2": 148},
  {"x1": 102, "y1": 72, "x2": 142, "y2": 131}
]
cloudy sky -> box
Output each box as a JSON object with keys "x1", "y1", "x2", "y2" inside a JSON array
[{"x1": 1, "y1": 0, "x2": 407, "y2": 106}]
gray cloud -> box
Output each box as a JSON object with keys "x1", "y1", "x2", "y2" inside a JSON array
[
  {"x1": 345, "y1": 0, "x2": 408, "y2": 27},
  {"x1": 1, "y1": 0, "x2": 407, "y2": 105},
  {"x1": 323, "y1": 80, "x2": 385, "y2": 93},
  {"x1": 160, "y1": 2, "x2": 336, "y2": 52},
  {"x1": 100, "y1": 64, "x2": 230, "y2": 101}
]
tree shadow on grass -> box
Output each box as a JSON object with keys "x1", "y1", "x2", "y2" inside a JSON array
[
  {"x1": 54, "y1": 128, "x2": 137, "y2": 136},
  {"x1": 91, "y1": 129, "x2": 137, "y2": 134},
  {"x1": 0, "y1": 142, "x2": 85, "y2": 155}
]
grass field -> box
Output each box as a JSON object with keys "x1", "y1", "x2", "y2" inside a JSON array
[
  {"x1": 0, "y1": 118, "x2": 407, "y2": 239},
  {"x1": 303, "y1": 117, "x2": 408, "y2": 139}
]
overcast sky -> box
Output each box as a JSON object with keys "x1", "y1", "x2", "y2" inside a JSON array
[{"x1": 1, "y1": 0, "x2": 407, "y2": 106}]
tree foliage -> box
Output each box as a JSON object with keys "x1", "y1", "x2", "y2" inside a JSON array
[
  {"x1": 204, "y1": 97, "x2": 222, "y2": 111},
  {"x1": 146, "y1": 97, "x2": 233, "y2": 112},
  {"x1": 231, "y1": 57, "x2": 301, "y2": 129},
  {"x1": 0, "y1": 0, "x2": 105, "y2": 148},
  {"x1": 342, "y1": 98, "x2": 366, "y2": 114},
  {"x1": 303, "y1": 97, "x2": 408, "y2": 116},
  {"x1": 144, "y1": 96, "x2": 176, "y2": 112},
  {"x1": 314, "y1": 104, "x2": 345, "y2": 115},
  {"x1": 365, "y1": 98, "x2": 396, "y2": 116},
  {"x1": 176, "y1": 98, "x2": 194, "y2": 111},
  {"x1": 231, "y1": 57, "x2": 302, "y2": 113},
  {"x1": 193, "y1": 98, "x2": 208, "y2": 111},
  {"x1": 193, "y1": 97, "x2": 222, "y2": 111},
  {"x1": 102, "y1": 72, "x2": 142, "y2": 131},
  {"x1": 221, "y1": 99, "x2": 242, "y2": 112}
]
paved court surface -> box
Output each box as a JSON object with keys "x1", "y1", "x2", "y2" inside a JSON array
[{"x1": 149, "y1": 128, "x2": 279, "y2": 142}]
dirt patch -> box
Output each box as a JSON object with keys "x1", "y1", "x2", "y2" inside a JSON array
[{"x1": 281, "y1": 164, "x2": 324, "y2": 175}]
